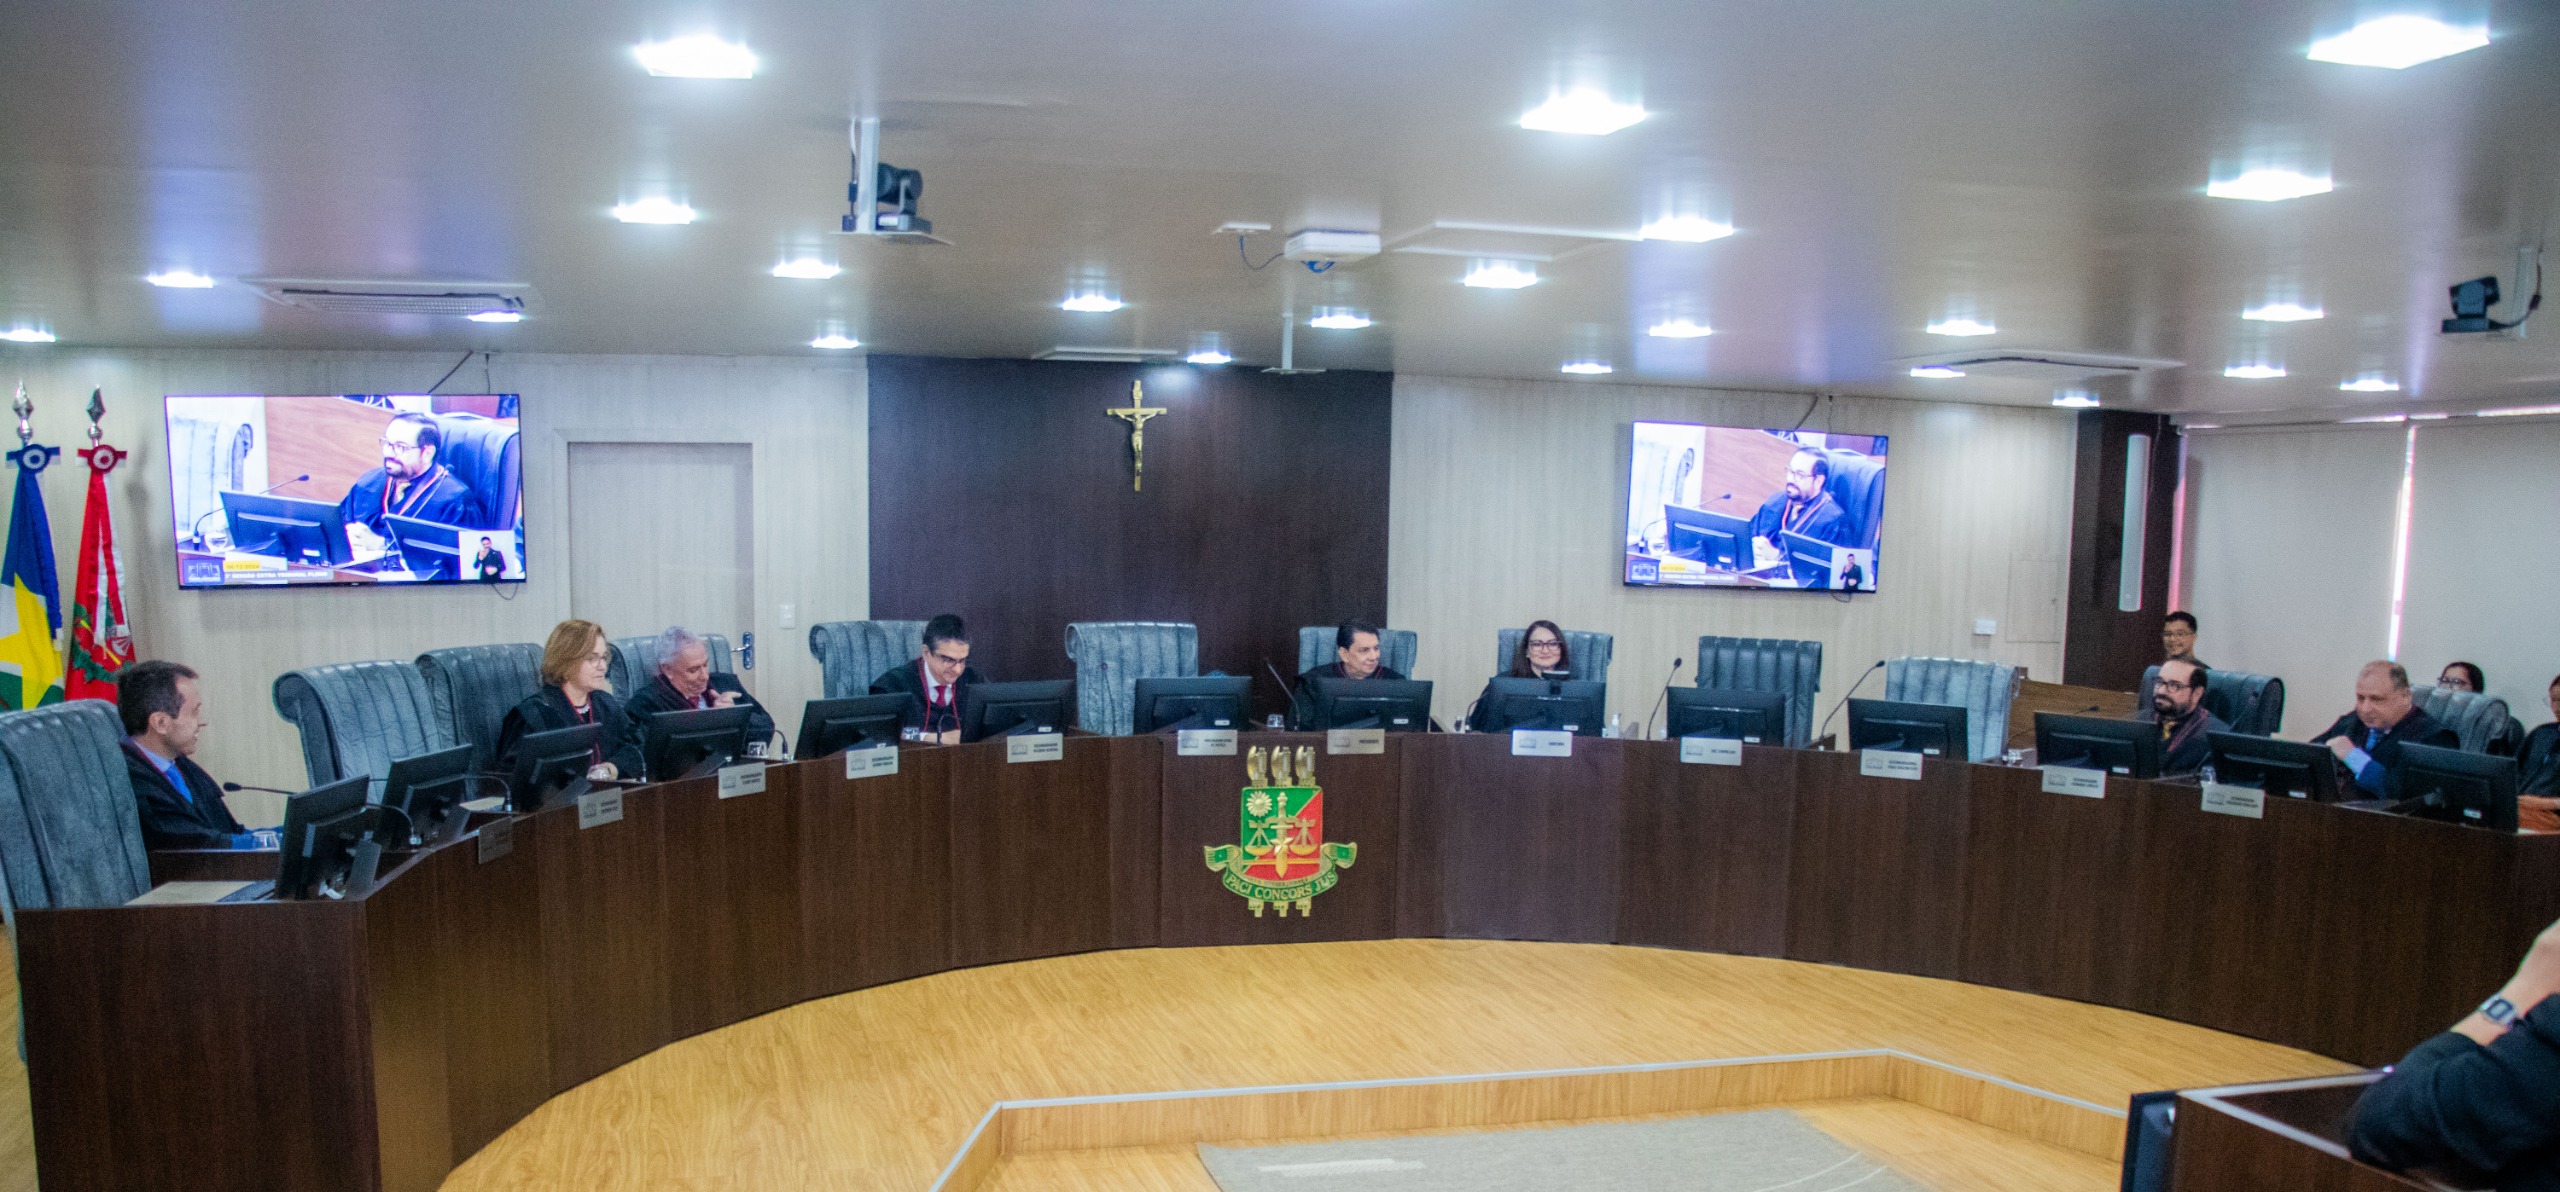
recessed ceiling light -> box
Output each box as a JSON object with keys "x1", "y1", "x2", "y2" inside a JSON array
[
  {"x1": 2242, "y1": 302, "x2": 2324, "y2": 322},
  {"x1": 2206, "y1": 169, "x2": 2333, "y2": 202},
  {"x1": 2342, "y1": 413, "x2": 2408, "y2": 424},
  {"x1": 2052, "y1": 391, "x2": 2102, "y2": 408},
  {"x1": 1518, "y1": 89, "x2": 1647, "y2": 136},
  {"x1": 145, "y1": 270, "x2": 216, "y2": 289},
  {"x1": 1060, "y1": 294, "x2": 1125, "y2": 313},
  {"x1": 1461, "y1": 261, "x2": 1539, "y2": 289},
  {"x1": 1639, "y1": 216, "x2": 1734, "y2": 243},
  {"x1": 2339, "y1": 374, "x2": 2399, "y2": 392},
  {"x1": 1560, "y1": 361, "x2": 1614, "y2": 375},
  {"x1": 2407, "y1": 412, "x2": 2451, "y2": 420},
  {"x1": 633, "y1": 35, "x2": 758, "y2": 79},
  {"x1": 810, "y1": 333, "x2": 861, "y2": 350},
  {"x1": 465, "y1": 310, "x2": 524, "y2": 324},
  {"x1": 0, "y1": 328, "x2": 57, "y2": 344},
  {"x1": 1185, "y1": 349, "x2": 1233, "y2": 365},
  {"x1": 1909, "y1": 366, "x2": 1965, "y2": 379},
  {"x1": 771, "y1": 258, "x2": 841, "y2": 280},
  {"x1": 1309, "y1": 309, "x2": 1371, "y2": 330},
  {"x1": 611, "y1": 197, "x2": 696, "y2": 224},
  {"x1": 2224, "y1": 364, "x2": 2287, "y2": 379},
  {"x1": 2480, "y1": 404, "x2": 2560, "y2": 417},
  {"x1": 1646, "y1": 318, "x2": 1714, "y2": 339},
  {"x1": 1926, "y1": 318, "x2": 1996, "y2": 336},
  {"x1": 2308, "y1": 16, "x2": 2489, "y2": 69}
]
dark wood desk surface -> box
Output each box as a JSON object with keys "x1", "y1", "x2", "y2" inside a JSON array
[{"x1": 20, "y1": 735, "x2": 2556, "y2": 1191}]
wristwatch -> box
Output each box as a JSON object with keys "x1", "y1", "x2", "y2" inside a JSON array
[{"x1": 2478, "y1": 995, "x2": 2520, "y2": 1028}]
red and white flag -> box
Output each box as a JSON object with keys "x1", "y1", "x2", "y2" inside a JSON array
[{"x1": 66, "y1": 441, "x2": 133, "y2": 702}]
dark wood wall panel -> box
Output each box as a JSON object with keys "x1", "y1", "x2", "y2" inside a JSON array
[
  {"x1": 868, "y1": 356, "x2": 1392, "y2": 707},
  {"x1": 536, "y1": 786, "x2": 673, "y2": 1089},
  {"x1": 433, "y1": 814, "x2": 553, "y2": 1163},
  {"x1": 945, "y1": 737, "x2": 1117, "y2": 967},
  {"x1": 2063, "y1": 409, "x2": 2182, "y2": 689},
  {"x1": 1158, "y1": 733, "x2": 1404, "y2": 947},
  {"x1": 1617, "y1": 744, "x2": 1797, "y2": 957},
  {"x1": 801, "y1": 748, "x2": 955, "y2": 995},
  {"x1": 1433, "y1": 735, "x2": 1627, "y2": 943},
  {"x1": 1956, "y1": 765, "x2": 2146, "y2": 1005},
  {"x1": 659, "y1": 770, "x2": 805, "y2": 1037},
  {"x1": 1785, "y1": 750, "x2": 1970, "y2": 979}
]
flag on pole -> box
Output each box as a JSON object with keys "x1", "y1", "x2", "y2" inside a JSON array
[
  {"x1": 0, "y1": 441, "x2": 64, "y2": 710},
  {"x1": 67, "y1": 440, "x2": 133, "y2": 702}
]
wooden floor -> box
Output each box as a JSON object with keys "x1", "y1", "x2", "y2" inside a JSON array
[{"x1": 419, "y1": 939, "x2": 2350, "y2": 1191}]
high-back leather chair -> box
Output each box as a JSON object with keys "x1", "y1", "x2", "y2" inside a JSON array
[
  {"x1": 1491, "y1": 628, "x2": 1615, "y2": 685},
  {"x1": 274, "y1": 660, "x2": 456, "y2": 791},
  {"x1": 413, "y1": 643, "x2": 543, "y2": 774},
  {"x1": 1296, "y1": 626, "x2": 1419, "y2": 678},
  {"x1": 2412, "y1": 685, "x2": 2515, "y2": 754},
  {"x1": 1695, "y1": 635, "x2": 1825, "y2": 748},
  {"x1": 429, "y1": 412, "x2": 522, "y2": 530},
  {"x1": 608, "y1": 633, "x2": 735, "y2": 700},
  {"x1": 2138, "y1": 665, "x2": 2287, "y2": 737},
  {"x1": 1819, "y1": 448, "x2": 1888, "y2": 551},
  {"x1": 1883, "y1": 656, "x2": 2020, "y2": 763},
  {"x1": 0, "y1": 701, "x2": 153, "y2": 914},
  {"x1": 808, "y1": 620, "x2": 930, "y2": 699},
  {"x1": 1066, "y1": 621, "x2": 1199, "y2": 735}
]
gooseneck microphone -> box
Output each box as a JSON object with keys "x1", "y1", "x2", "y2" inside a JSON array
[
  {"x1": 1643, "y1": 657, "x2": 1685, "y2": 741},
  {"x1": 1264, "y1": 660, "x2": 1298, "y2": 726},
  {"x1": 1813, "y1": 660, "x2": 1887, "y2": 750},
  {"x1": 190, "y1": 474, "x2": 311, "y2": 547},
  {"x1": 222, "y1": 781, "x2": 303, "y2": 797}
]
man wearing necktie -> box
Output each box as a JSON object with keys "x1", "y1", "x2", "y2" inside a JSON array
[
  {"x1": 117, "y1": 660, "x2": 273, "y2": 850},
  {"x1": 2313, "y1": 660, "x2": 2461, "y2": 798},
  {"x1": 870, "y1": 613, "x2": 985, "y2": 744}
]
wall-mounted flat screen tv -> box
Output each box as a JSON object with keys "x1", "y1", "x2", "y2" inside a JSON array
[
  {"x1": 1623, "y1": 421, "x2": 1888, "y2": 591},
  {"x1": 165, "y1": 394, "x2": 524, "y2": 589}
]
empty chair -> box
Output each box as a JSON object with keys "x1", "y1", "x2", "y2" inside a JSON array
[
  {"x1": 1818, "y1": 448, "x2": 1888, "y2": 551},
  {"x1": 1883, "y1": 656, "x2": 2020, "y2": 763},
  {"x1": 2411, "y1": 685, "x2": 2515, "y2": 754},
  {"x1": 273, "y1": 659, "x2": 456, "y2": 791},
  {"x1": 428, "y1": 412, "x2": 523, "y2": 530},
  {"x1": 2138, "y1": 665, "x2": 2286, "y2": 737},
  {"x1": 808, "y1": 619, "x2": 929, "y2": 698},
  {"x1": 1065, "y1": 621, "x2": 1199, "y2": 735},
  {"x1": 1492, "y1": 627, "x2": 1615, "y2": 684},
  {"x1": 609, "y1": 632, "x2": 734, "y2": 696},
  {"x1": 1296, "y1": 625, "x2": 1419, "y2": 679},
  {"x1": 0, "y1": 701, "x2": 155, "y2": 913},
  {"x1": 1694, "y1": 635, "x2": 1824, "y2": 748},
  {"x1": 414, "y1": 643, "x2": 545, "y2": 774}
]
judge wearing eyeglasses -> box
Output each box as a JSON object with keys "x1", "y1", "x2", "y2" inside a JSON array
[{"x1": 2144, "y1": 657, "x2": 2227, "y2": 776}]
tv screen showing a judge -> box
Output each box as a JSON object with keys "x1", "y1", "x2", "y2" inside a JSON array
[
  {"x1": 164, "y1": 394, "x2": 525, "y2": 589},
  {"x1": 1623, "y1": 421, "x2": 1888, "y2": 591}
]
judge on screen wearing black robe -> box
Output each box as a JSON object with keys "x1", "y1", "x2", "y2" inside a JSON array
[
  {"x1": 1747, "y1": 448, "x2": 1852, "y2": 568},
  {"x1": 337, "y1": 412, "x2": 476, "y2": 542}
]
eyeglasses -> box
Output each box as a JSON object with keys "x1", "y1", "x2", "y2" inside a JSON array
[
  {"x1": 583, "y1": 650, "x2": 611, "y2": 663},
  {"x1": 377, "y1": 437, "x2": 426, "y2": 452},
  {"x1": 1526, "y1": 639, "x2": 1563, "y2": 650},
  {"x1": 927, "y1": 652, "x2": 968, "y2": 667},
  {"x1": 2155, "y1": 678, "x2": 2198, "y2": 692}
]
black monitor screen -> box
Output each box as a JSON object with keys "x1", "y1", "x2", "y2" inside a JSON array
[
  {"x1": 2205, "y1": 731, "x2": 2344, "y2": 801},
  {"x1": 1133, "y1": 676, "x2": 1252, "y2": 733},
  {"x1": 510, "y1": 723, "x2": 601, "y2": 811},
  {"x1": 797, "y1": 694, "x2": 916, "y2": 758},
  {"x1": 1476, "y1": 677, "x2": 1607, "y2": 736},
  {"x1": 644, "y1": 704, "x2": 755, "y2": 782},
  {"x1": 1307, "y1": 677, "x2": 1434, "y2": 732},
  {"x1": 2395, "y1": 742, "x2": 2518, "y2": 831},
  {"x1": 2034, "y1": 713, "x2": 2162, "y2": 779},
  {"x1": 276, "y1": 775, "x2": 381, "y2": 900},
  {"x1": 1846, "y1": 698, "x2": 1967, "y2": 759},
  {"x1": 959, "y1": 680, "x2": 1076, "y2": 742},
  {"x1": 380, "y1": 743, "x2": 478, "y2": 846},
  {"x1": 1666, "y1": 687, "x2": 1788, "y2": 745}
]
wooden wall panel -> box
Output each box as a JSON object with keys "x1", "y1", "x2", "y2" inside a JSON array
[
  {"x1": 866, "y1": 356, "x2": 1391, "y2": 707},
  {"x1": 1957, "y1": 765, "x2": 2146, "y2": 1005},
  {"x1": 536, "y1": 786, "x2": 674, "y2": 1089},
  {"x1": 1617, "y1": 741, "x2": 1797, "y2": 956},
  {"x1": 435, "y1": 817, "x2": 554, "y2": 1163},
  {"x1": 1157, "y1": 732, "x2": 1403, "y2": 946},
  {"x1": 801, "y1": 746, "x2": 956, "y2": 995},
  {"x1": 2062, "y1": 409, "x2": 2181, "y2": 689},
  {"x1": 946, "y1": 736, "x2": 1117, "y2": 967},
  {"x1": 1786, "y1": 749, "x2": 1969, "y2": 979},
  {"x1": 1431, "y1": 734, "x2": 1626, "y2": 943},
  {"x1": 658, "y1": 768, "x2": 805, "y2": 1038}
]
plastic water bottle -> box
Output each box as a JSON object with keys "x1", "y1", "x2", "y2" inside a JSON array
[{"x1": 1604, "y1": 712, "x2": 1624, "y2": 739}]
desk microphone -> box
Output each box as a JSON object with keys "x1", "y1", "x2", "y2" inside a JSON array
[
  {"x1": 1814, "y1": 659, "x2": 1886, "y2": 749},
  {"x1": 1643, "y1": 657, "x2": 1685, "y2": 740},
  {"x1": 1264, "y1": 660, "x2": 1298, "y2": 725},
  {"x1": 190, "y1": 474, "x2": 311, "y2": 547},
  {"x1": 222, "y1": 781, "x2": 303, "y2": 797}
]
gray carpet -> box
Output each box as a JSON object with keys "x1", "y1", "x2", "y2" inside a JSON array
[{"x1": 1197, "y1": 1109, "x2": 1923, "y2": 1192}]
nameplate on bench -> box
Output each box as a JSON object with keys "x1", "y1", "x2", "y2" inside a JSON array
[
  {"x1": 476, "y1": 816, "x2": 514, "y2": 862},
  {"x1": 845, "y1": 743, "x2": 899, "y2": 779},
  {"x1": 1860, "y1": 749, "x2": 1926, "y2": 781},
  {"x1": 1326, "y1": 728, "x2": 1385, "y2": 755},
  {"x1": 1511, "y1": 729, "x2": 1573, "y2": 758},
  {"x1": 1176, "y1": 728, "x2": 1238, "y2": 757},
  {"x1": 577, "y1": 789, "x2": 624, "y2": 829},
  {"x1": 2040, "y1": 766, "x2": 2107, "y2": 798},
  {"x1": 1007, "y1": 733, "x2": 1064, "y2": 764},
  {"x1": 2200, "y1": 781, "x2": 2265, "y2": 820},
  {"x1": 1680, "y1": 737, "x2": 1744, "y2": 766},
  {"x1": 716, "y1": 762, "x2": 767, "y2": 799}
]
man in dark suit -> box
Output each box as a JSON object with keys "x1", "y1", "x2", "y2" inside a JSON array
[
  {"x1": 624, "y1": 626, "x2": 777, "y2": 754},
  {"x1": 1747, "y1": 449, "x2": 1852, "y2": 568},
  {"x1": 871, "y1": 613, "x2": 984, "y2": 744},
  {"x1": 2312, "y1": 660, "x2": 2462, "y2": 798},
  {"x1": 2352, "y1": 913, "x2": 2560, "y2": 1190},
  {"x1": 337, "y1": 412, "x2": 476, "y2": 548},
  {"x1": 1292, "y1": 620, "x2": 1409, "y2": 729},
  {"x1": 2142, "y1": 657, "x2": 2229, "y2": 777},
  {"x1": 117, "y1": 659, "x2": 269, "y2": 850},
  {"x1": 473, "y1": 536, "x2": 505, "y2": 582}
]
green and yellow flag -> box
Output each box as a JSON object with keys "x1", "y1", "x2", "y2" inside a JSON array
[{"x1": 0, "y1": 444, "x2": 64, "y2": 710}]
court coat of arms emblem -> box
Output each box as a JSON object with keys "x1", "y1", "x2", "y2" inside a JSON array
[{"x1": 1203, "y1": 744, "x2": 1357, "y2": 917}]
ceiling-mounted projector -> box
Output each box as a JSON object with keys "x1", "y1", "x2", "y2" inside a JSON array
[{"x1": 838, "y1": 116, "x2": 948, "y2": 246}]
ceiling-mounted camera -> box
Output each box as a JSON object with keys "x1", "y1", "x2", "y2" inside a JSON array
[
  {"x1": 837, "y1": 116, "x2": 948, "y2": 246},
  {"x1": 2442, "y1": 246, "x2": 2540, "y2": 335}
]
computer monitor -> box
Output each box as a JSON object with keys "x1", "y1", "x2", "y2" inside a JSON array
[
  {"x1": 1307, "y1": 677, "x2": 1434, "y2": 732},
  {"x1": 2393, "y1": 742, "x2": 2519, "y2": 831},
  {"x1": 379, "y1": 743, "x2": 478, "y2": 847},
  {"x1": 1846, "y1": 698, "x2": 1968, "y2": 759},
  {"x1": 509, "y1": 723, "x2": 602, "y2": 812},
  {"x1": 2034, "y1": 712, "x2": 2163, "y2": 779},
  {"x1": 2204, "y1": 731, "x2": 2344, "y2": 801},
  {"x1": 795, "y1": 694, "x2": 917, "y2": 758},
  {"x1": 275, "y1": 776, "x2": 383, "y2": 900},
  {"x1": 1780, "y1": 530, "x2": 1844, "y2": 588},
  {"x1": 1663, "y1": 506, "x2": 1752, "y2": 570},
  {"x1": 218, "y1": 490, "x2": 356, "y2": 567},
  {"x1": 383, "y1": 514, "x2": 467, "y2": 580},
  {"x1": 1665, "y1": 687, "x2": 1789, "y2": 744},
  {"x1": 959, "y1": 679, "x2": 1076, "y2": 742},
  {"x1": 643, "y1": 704, "x2": 756, "y2": 781},
  {"x1": 1133, "y1": 676, "x2": 1252, "y2": 733},
  {"x1": 1475, "y1": 677, "x2": 1607, "y2": 736}
]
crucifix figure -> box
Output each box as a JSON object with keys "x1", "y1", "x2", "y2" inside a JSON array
[{"x1": 1105, "y1": 379, "x2": 1165, "y2": 491}]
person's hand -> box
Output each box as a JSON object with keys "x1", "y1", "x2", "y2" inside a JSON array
[
  {"x1": 588, "y1": 762, "x2": 617, "y2": 782},
  {"x1": 710, "y1": 689, "x2": 739, "y2": 709},
  {"x1": 346, "y1": 524, "x2": 386, "y2": 559},
  {"x1": 933, "y1": 730, "x2": 960, "y2": 746},
  {"x1": 2325, "y1": 736, "x2": 2357, "y2": 763},
  {"x1": 2459, "y1": 915, "x2": 2560, "y2": 1043}
]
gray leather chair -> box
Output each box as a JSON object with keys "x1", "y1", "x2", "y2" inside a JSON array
[
  {"x1": 2138, "y1": 665, "x2": 2287, "y2": 737},
  {"x1": 413, "y1": 644, "x2": 542, "y2": 774},
  {"x1": 809, "y1": 620, "x2": 929, "y2": 699},
  {"x1": 1297, "y1": 626, "x2": 1419, "y2": 678},
  {"x1": 274, "y1": 660, "x2": 456, "y2": 791},
  {"x1": 1066, "y1": 621, "x2": 1198, "y2": 735},
  {"x1": 0, "y1": 701, "x2": 154, "y2": 914},
  {"x1": 2412, "y1": 685, "x2": 2514, "y2": 754},
  {"x1": 608, "y1": 632, "x2": 734, "y2": 699},
  {"x1": 1883, "y1": 656, "x2": 2020, "y2": 763},
  {"x1": 1492, "y1": 628, "x2": 1615, "y2": 684},
  {"x1": 1695, "y1": 635, "x2": 1824, "y2": 748}
]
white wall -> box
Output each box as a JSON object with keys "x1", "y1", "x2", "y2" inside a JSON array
[
  {"x1": 0, "y1": 348, "x2": 868, "y2": 799},
  {"x1": 2399, "y1": 418, "x2": 2560, "y2": 728},
  {"x1": 1386, "y1": 375, "x2": 2078, "y2": 732}
]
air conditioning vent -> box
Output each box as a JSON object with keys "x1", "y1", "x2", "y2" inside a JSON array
[
  {"x1": 1889, "y1": 347, "x2": 2182, "y2": 382},
  {"x1": 1032, "y1": 346, "x2": 1179, "y2": 363},
  {"x1": 244, "y1": 278, "x2": 533, "y2": 318}
]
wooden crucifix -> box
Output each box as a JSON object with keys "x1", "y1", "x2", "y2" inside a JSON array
[{"x1": 1105, "y1": 379, "x2": 1166, "y2": 491}]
